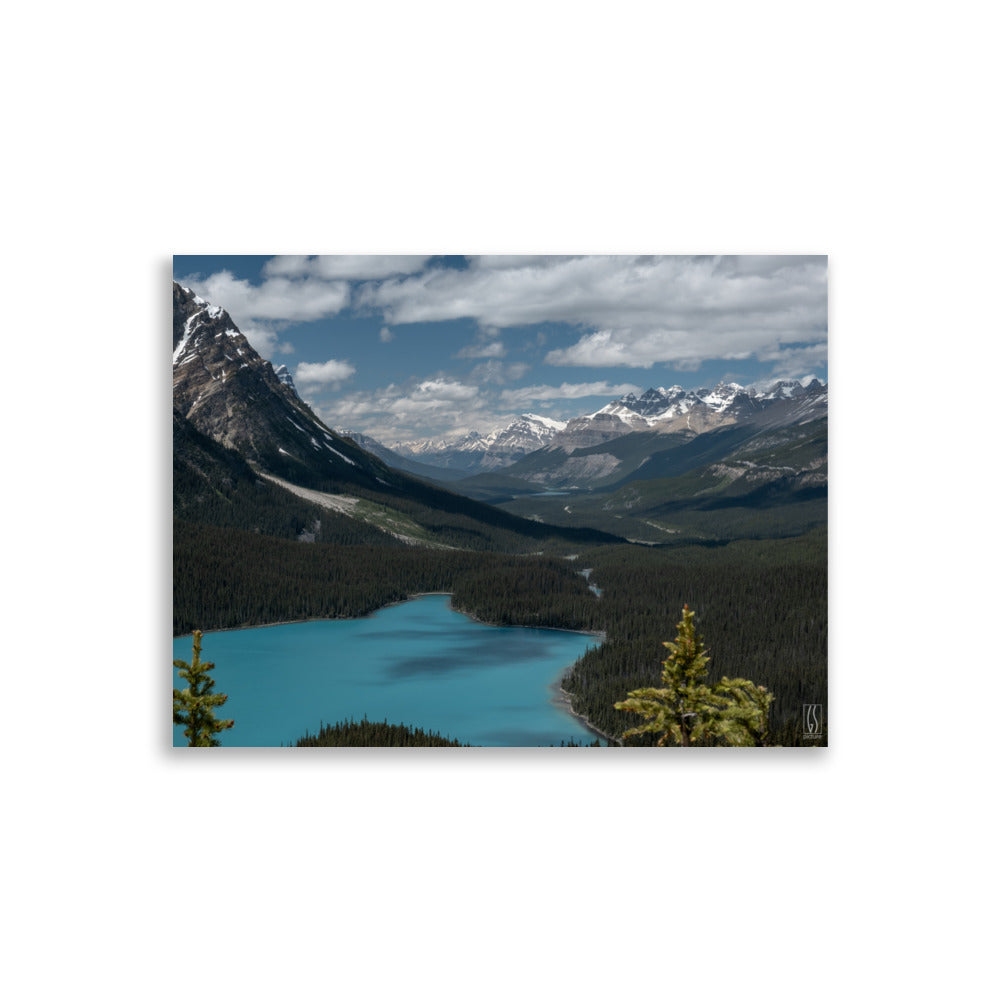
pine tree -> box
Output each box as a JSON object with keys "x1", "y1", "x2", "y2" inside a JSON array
[
  {"x1": 173, "y1": 630, "x2": 235, "y2": 747},
  {"x1": 615, "y1": 605, "x2": 773, "y2": 746}
]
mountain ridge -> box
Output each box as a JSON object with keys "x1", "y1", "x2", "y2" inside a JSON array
[
  {"x1": 386, "y1": 412, "x2": 568, "y2": 474},
  {"x1": 172, "y1": 281, "x2": 624, "y2": 552},
  {"x1": 356, "y1": 376, "x2": 827, "y2": 496}
]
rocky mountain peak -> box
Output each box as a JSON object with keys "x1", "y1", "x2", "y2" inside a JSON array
[
  {"x1": 172, "y1": 281, "x2": 386, "y2": 489},
  {"x1": 272, "y1": 364, "x2": 298, "y2": 394}
]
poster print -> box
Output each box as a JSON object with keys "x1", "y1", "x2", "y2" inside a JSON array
[{"x1": 173, "y1": 256, "x2": 827, "y2": 747}]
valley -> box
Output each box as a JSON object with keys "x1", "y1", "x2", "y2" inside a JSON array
[{"x1": 173, "y1": 277, "x2": 828, "y2": 747}]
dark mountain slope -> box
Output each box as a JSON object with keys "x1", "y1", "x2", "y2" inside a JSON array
[
  {"x1": 173, "y1": 407, "x2": 402, "y2": 545},
  {"x1": 173, "y1": 282, "x2": 623, "y2": 552},
  {"x1": 174, "y1": 282, "x2": 392, "y2": 493},
  {"x1": 492, "y1": 416, "x2": 827, "y2": 544}
]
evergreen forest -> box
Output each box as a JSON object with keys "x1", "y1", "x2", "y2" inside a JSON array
[
  {"x1": 295, "y1": 718, "x2": 472, "y2": 747},
  {"x1": 174, "y1": 404, "x2": 826, "y2": 747},
  {"x1": 175, "y1": 518, "x2": 826, "y2": 745},
  {"x1": 292, "y1": 719, "x2": 607, "y2": 747}
]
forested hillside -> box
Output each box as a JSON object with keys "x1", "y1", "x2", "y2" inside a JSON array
[
  {"x1": 175, "y1": 520, "x2": 826, "y2": 744},
  {"x1": 173, "y1": 271, "x2": 827, "y2": 748},
  {"x1": 562, "y1": 531, "x2": 827, "y2": 745},
  {"x1": 174, "y1": 403, "x2": 826, "y2": 745}
]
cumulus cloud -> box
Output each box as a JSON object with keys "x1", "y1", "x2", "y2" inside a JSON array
[
  {"x1": 470, "y1": 255, "x2": 577, "y2": 270},
  {"x1": 404, "y1": 379, "x2": 479, "y2": 405},
  {"x1": 179, "y1": 267, "x2": 357, "y2": 361},
  {"x1": 358, "y1": 255, "x2": 827, "y2": 370},
  {"x1": 469, "y1": 360, "x2": 530, "y2": 385},
  {"x1": 182, "y1": 270, "x2": 351, "y2": 324},
  {"x1": 260, "y1": 255, "x2": 312, "y2": 278},
  {"x1": 314, "y1": 376, "x2": 488, "y2": 440},
  {"x1": 264, "y1": 255, "x2": 432, "y2": 280},
  {"x1": 755, "y1": 342, "x2": 830, "y2": 377},
  {"x1": 294, "y1": 359, "x2": 357, "y2": 389},
  {"x1": 379, "y1": 326, "x2": 394, "y2": 343},
  {"x1": 456, "y1": 339, "x2": 506, "y2": 359},
  {"x1": 237, "y1": 323, "x2": 295, "y2": 358},
  {"x1": 543, "y1": 327, "x2": 757, "y2": 369},
  {"x1": 499, "y1": 381, "x2": 643, "y2": 407}
]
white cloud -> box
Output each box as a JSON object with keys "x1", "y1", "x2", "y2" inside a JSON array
[
  {"x1": 544, "y1": 327, "x2": 757, "y2": 369},
  {"x1": 259, "y1": 255, "x2": 312, "y2": 278},
  {"x1": 359, "y1": 255, "x2": 827, "y2": 369},
  {"x1": 313, "y1": 377, "x2": 487, "y2": 440},
  {"x1": 238, "y1": 323, "x2": 295, "y2": 358},
  {"x1": 499, "y1": 381, "x2": 643, "y2": 407},
  {"x1": 406, "y1": 378, "x2": 479, "y2": 404},
  {"x1": 264, "y1": 255, "x2": 432, "y2": 280},
  {"x1": 178, "y1": 268, "x2": 355, "y2": 360},
  {"x1": 757, "y1": 342, "x2": 830, "y2": 377},
  {"x1": 456, "y1": 339, "x2": 505, "y2": 359},
  {"x1": 469, "y1": 360, "x2": 530, "y2": 385},
  {"x1": 182, "y1": 270, "x2": 351, "y2": 323},
  {"x1": 470, "y1": 255, "x2": 575, "y2": 270},
  {"x1": 379, "y1": 326, "x2": 394, "y2": 343},
  {"x1": 294, "y1": 359, "x2": 357, "y2": 389}
]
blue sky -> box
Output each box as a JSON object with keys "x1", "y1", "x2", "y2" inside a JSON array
[{"x1": 174, "y1": 255, "x2": 827, "y2": 443}]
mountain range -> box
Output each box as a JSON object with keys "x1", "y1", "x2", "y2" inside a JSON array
[
  {"x1": 171, "y1": 279, "x2": 827, "y2": 740},
  {"x1": 342, "y1": 377, "x2": 825, "y2": 484},
  {"x1": 346, "y1": 375, "x2": 826, "y2": 503},
  {"x1": 172, "y1": 282, "x2": 620, "y2": 551},
  {"x1": 174, "y1": 279, "x2": 826, "y2": 549},
  {"x1": 376, "y1": 413, "x2": 567, "y2": 474}
]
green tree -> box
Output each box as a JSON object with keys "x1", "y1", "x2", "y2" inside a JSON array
[
  {"x1": 615, "y1": 605, "x2": 773, "y2": 746},
  {"x1": 173, "y1": 630, "x2": 234, "y2": 747}
]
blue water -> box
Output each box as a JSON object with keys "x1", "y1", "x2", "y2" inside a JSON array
[{"x1": 172, "y1": 594, "x2": 601, "y2": 747}]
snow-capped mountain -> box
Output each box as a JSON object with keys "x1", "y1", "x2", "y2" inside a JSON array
[
  {"x1": 589, "y1": 378, "x2": 822, "y2": 428},
  {"x1": 336, "y1": 430, "x2": 471, "y2": 483},
  {"x1": 546, "y1": 377, "x2": 824, "y2": 448},
  {"x1": 488, "y1": 413, "x2": 567, "y2": 461},
  {"x1": 371, "y1": 377, "x2": 826, "y2": 484},
  {"x1": 594, "y1": 386, "x2": 702, "y2": 427},
  {"x1": 389, "y1": 413, "x2": 567, "y2": 473},
  {"x1": 273, "y1": 364, "x2": 298, "y2": 394},
  {"x1": 173, "y1": 281, "x2": 623, "y2": 550},
  {"x1": 451, "y1": 376, "x2": 828, "y2": 493},
  {"x1": 173, "y1": 282, "x2": 387, "y2": 489}
]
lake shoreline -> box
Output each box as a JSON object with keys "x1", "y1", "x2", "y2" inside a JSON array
[
  {"x1": 550, "y1": 680, "x2": 620, "y2": 747},
  {"x1": 175, "y1": 591, "x2": 608, "y2": 641},
  {"x1": 175, "y1": 592, "x2": 610, "y2": 747},
  {"x1": 446, "y1": 596, "x2": 606, "y2": 640}
]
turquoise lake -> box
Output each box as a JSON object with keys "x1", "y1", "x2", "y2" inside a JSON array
[{"x1": 172, "y1": 594, "x2": 602, "y2": 747}]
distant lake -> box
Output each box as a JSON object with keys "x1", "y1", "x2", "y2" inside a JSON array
[{"x1": 172, "y1": 594, "x2": 601, "y2": 748}]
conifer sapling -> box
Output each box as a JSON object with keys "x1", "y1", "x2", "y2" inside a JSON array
[{"x1": 173, "y1": 630, "x2": 235, "y2": 747}]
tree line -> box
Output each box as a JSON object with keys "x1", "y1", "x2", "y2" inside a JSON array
[
  {"x1": 174, "y1": 520, "x2": 603, "y2": 636},
  {"x1": 294, "y1": 718, "x2": 471, "y2": 747},
  {"x1": 175, "y1": 518, "x2": 825, "y2": 745},
  {"x1": 561, "y1": 533, "x2": 827, "y2": 745}
]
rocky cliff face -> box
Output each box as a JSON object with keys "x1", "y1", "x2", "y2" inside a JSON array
[
  {"x1": 272, "y1": 364, "x2": 298, "y2": 394},
  {"x1": 549, "y1": 412, "x2": 635, "y2": 452},
  {"x1": 172, "y1": 282, "x2": 387, "y2": 489},
  {"x1": 471, "y1": 376, "x2": 828, "y2": 490}
]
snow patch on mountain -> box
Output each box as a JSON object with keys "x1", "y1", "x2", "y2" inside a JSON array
[
  {"x1": 387, "y1": 413, "x2": 569, "y2": 472},
  {"x1": 272, "y1": 364, "x2": 298, "y2": 393}
]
